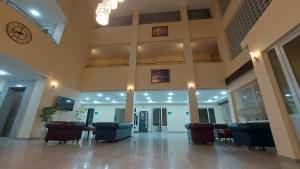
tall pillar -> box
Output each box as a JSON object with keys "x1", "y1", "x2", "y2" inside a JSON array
[
  {"x1": 180, "y1": 7, "x2": 199, "y2": 123},
  {"x1": 125, "y1": 11, "x2": 139, "y2": 123}
]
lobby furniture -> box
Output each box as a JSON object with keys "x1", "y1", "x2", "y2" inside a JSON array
[
  {"x1": 82, "y1": 126, "x2": 96, "y2": 140},
  {"x1": 45, "y1": 121, "x2": 85, "y2": 144},
  {"x1": 185, "y1": 123, "x2": 215, "y2": 144},
  {"x1": 213, "y1": 124, "x2": 233, "y2": 141},
  {"x1": 92, "y1": 122, "x2": 133, "y2": 142},
  {"x1": 228, "y1": 122, "x2": 275, "y2": 149}
]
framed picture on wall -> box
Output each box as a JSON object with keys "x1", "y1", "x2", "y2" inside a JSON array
[
  {"x1": 152, "y1": 26, "x2": 168, "y2": 37},
  {"x1": 151, "y1": 69, "x2": 170, "y2": 83}
]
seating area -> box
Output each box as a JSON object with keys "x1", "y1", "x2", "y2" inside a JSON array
[
  {"x1": 93, "y1": 122, "x2": 133, "y2": 142},
  {"x1": 45, "y1": 121, "x2": 85, "y2": 144}
]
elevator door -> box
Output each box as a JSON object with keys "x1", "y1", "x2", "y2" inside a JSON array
[
  {"x1": 0, "y1": 87, "x2": 25, "y2": 137},
  {"x1": 152, "y1": 108, "x2": 167, "y2": 132}
]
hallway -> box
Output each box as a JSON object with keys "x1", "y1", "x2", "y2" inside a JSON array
[{"x1": 0, "y1": 133, "x2": 299, "y2": 169}]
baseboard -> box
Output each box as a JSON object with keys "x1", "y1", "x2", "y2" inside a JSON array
[{"x1": 277, "y1": 154, "x2": 300, "y2": 162}]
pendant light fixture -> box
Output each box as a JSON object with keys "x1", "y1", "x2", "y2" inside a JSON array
[{"x1": 96, "y1": 0, "x2": 125, "y2": 25}]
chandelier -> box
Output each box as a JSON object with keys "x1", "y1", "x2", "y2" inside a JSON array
[{"x1": 96, "y1": 0, "x2": 124, "y2": 25}]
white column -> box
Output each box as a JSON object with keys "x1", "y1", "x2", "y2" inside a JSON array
[
  {"x1": 180, "y1": 7, "x2": 199, "y2": 123},
  {"x1": 125, "y1": 11, "x2": 139, "y2": 123}
]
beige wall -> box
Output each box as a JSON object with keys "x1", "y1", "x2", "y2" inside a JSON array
[
  {"x1": 80, "y1": 62, "x2": 226, "y2": 92},
  {"x1": 0, "y1": 1, "x2": 93, "y2": 138},
  {"x1": 80, "y1": 66, "x2": 129, "y2": 91}
]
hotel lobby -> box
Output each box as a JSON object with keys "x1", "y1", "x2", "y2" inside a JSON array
[{"x1": 0, "y1": 0, "x2": 300, "y2": 168}]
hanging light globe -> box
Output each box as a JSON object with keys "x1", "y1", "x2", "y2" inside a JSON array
[
  {"x1": 110, "y1": 0, "x2": 118, "y2": 10},
  {"x1": 95, "y1": 3, "x2": 110, "y2": 25},
  {"x1": 118, "y1": 0, "x2": 124, "y2": 2}
]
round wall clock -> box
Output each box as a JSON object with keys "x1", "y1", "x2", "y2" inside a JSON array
[{"x1": 6, "y1": 22, "x2": 32, "y2": 44}]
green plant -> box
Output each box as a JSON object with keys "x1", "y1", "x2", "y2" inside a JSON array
[
  {"x1": 40, "y1": 107, "x2": 56, "y2": 123},
  {"x1": 75, "y1": 105, "x2": 88, "y2": 122}
]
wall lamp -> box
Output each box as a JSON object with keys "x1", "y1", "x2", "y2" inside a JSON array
[
  {"x1": 250, "y1": 51, "x2": 260, "y2": 62},
  {"x1": 188, "y1": 82, "x2": 195, "y2": 89},
  {"x1": 127, "y1": 85, "x2": 134, "y2": 92},
  {"x1": 50, "y1": 81, "x2": 58, "y2": 89}
]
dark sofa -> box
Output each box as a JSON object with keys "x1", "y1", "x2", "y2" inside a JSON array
[
  {"x1": 45, "y1": 121, "x2": 85, "y2": 144},
  {"x1": 214, "y1": 124, "x2": 233, "y2": 141},
  {"x1": 92, "y1": 122, "x2": 133, "y2": 142},
  {"x1": 228, "y1": 122, "x2": 275, "y2": 149},
  {"x1": 185, "y1": 123, "x2": 215, "y2": 144}
]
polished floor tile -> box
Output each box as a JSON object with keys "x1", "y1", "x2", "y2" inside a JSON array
[{"x1": 0, "y1": 133, "x2": 300, "y2": 169}]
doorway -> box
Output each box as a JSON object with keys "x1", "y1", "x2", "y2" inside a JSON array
[
  {"x1": 0, "y1": 87, "x2": 25, "y2": 137},
  {"x1": 152, "y1": 108, "x2": 167, "y2": 132},
  {"x1": 114, "y1": 108, "x2": 125, "y2": 123},
  {"x1": 266, "y1": 27, "x2": 300, "y2": 142},
  {"x1": 198, "y1": 108, "x2": 216, "y2": 123}
]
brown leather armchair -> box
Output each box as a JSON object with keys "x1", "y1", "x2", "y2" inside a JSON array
[
  {"x1": 45, "y1": 121, "x2": 85, "y2": 144},
  {"x1": 185, "y1": 123, "x2": 215, "y2": 144}
]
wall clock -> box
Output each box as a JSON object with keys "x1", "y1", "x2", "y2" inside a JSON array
[{"x1": 6, "y1": 22, "x2": 32, "y2": 44}]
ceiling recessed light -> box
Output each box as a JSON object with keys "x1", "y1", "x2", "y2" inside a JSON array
[
  {"x1": 208, "y1": 99, "x2": 213, "y2": 102},
  {"x1": 15, "y1": 84, "x2": 23, "y2": 88},
  {"x1": 196, "y1": 92, "x2": 200, "y2": 95},
  {"x1": 0, "y1": 70, "x2": 9, "y2": 76},
  {"x1": 105, "y1": 97, "x2": 111, "y2": 100},
  {"x1": 213, "y1": 96, "x2": 219, "y2": 99},
  {"x1": 120, "y1": 93, "x2": 125, "y2": 97},
  {"x1": 143, "y1": 93, "x2": 149, "y2": 96},
  {"x1": 220, "y1": 91, "x2": 227, "y2": 95},
  {"x1": 112, "y1": 100, "x2": 116, "y2": 103},
  {"x1": 29, "y1": 9, "x2": 41, "y2": 17},
  {"x1": 168, "y1": 97, "x2": 173, "y2": 100},
  {"x1": 85, "y1": 97, "x2": 91, "y2": 101},
  {"x1": 148, "y1": 100, "x2": 153, "y2": 103},
  {"x1": 167, "y1": 100, "x2": 172, "y2": 103},
  {"x1": 97, "y1": 93, "x2": 103, "y2": 97},
  {"x1": 168, "y1": 92, "x2": 174, "y2": 96},
  {"x1": 94, "y1": 100, "x2": 100, "y2": 104},
  {"x1": 146, "y1": 97, "x2": 151, "y2": 100},
  {"x1": 285, "y1": 94, "x2": 292, "y2": 97}
]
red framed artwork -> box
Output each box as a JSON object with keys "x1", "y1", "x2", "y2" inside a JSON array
[{"x1": 152, "y1": 26, "x2": 168, "y2": 37}]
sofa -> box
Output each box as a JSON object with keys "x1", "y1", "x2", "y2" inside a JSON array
[
  {"x1": 213, "y1": 124, "x2": 233, "y2": 141},
  {"x1": 185, "y1": 123, "x2": 215, "y2": 144},
  {"x1": 45, "y1": 121, "x2": 85, "y2": 144},
  {"x1": 228, "y1": 122, "x2": 275, "y2": 149},
  {"x1": 92, "y1": 122, "x2": 133, "y2": 142}
]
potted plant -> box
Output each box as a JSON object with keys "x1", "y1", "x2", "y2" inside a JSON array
[
  {"x1": 40, "y1": 107, "x2": 57, "y2": 124},
  {"x1": 39, "y1": 107, "x2": 56, "y2": 139},
  {"x1": 75, "y1": 105, "x2": 88, "y2": 122}
]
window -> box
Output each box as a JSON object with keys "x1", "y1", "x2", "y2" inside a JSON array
[
  {"x1": 187, "y1": 9, "x2": 211, "y2": 20},
  {"x1": 233, "y1": 80, "x2": 268, "y2": 122},
  {"x1": 226, "y1": 0, "x2": 272, "y2": 59},
  {"x1": 139, "y1": 11, "x2": 181, "y2": 24}
]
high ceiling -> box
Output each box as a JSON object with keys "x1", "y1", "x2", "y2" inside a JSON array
[
  {"x1": 80, "y1": 89, "x2": 228, "y2": 105},
  {"x1": 88, "y1": 0, "x2": 212, "y2": 17}
]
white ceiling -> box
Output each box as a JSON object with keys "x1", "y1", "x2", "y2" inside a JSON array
[
  {"x1": 80, "y1": 89, "x2": 228, "y2": 105},
  {"x1": 9, "y1": 0, "x2": 67, "y2": 25},
  {"x1": 88, "y1": 0, "x2": 212, "y2": 17},
  {"x1": 0, "y1": 54, "x2": 44, "y2": 81}
]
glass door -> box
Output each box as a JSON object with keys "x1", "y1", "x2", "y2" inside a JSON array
[{"x1": 266, "y1": 28, "x2": 300, "y2": 142}]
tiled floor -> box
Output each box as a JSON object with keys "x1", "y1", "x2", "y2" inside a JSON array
[{"x1": 0, "y1": 133, "x2": 300, "y2": 169}]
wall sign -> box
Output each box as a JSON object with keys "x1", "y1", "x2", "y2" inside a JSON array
[{"x1": 152, "y1": 26, "x2": 168, "y2": 37}]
